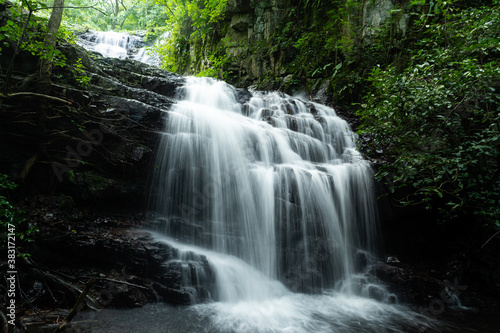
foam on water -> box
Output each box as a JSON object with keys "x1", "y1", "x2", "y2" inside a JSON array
[
  {"x1": 197, "y1": 294, "x2": 440, "y2": 333},
  {"x1": 151, "y1": 233, "x2": 442, "y2": 333}
]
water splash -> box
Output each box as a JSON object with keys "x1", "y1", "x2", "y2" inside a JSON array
[
  {"x1": 74, "y1": 300, "x2": 446, "y2": 333},
  {"x1": 154, "y1": 234, "x2": 289, "y2": 303},
  {"x1": 148, "y1": 233, "x2": 446, "y2": 333}
]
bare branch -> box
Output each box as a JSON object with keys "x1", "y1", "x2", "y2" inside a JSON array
[
  {"x1": 34, "y1": 5, "x2": 109, "y2": 16},
  {"x1": 1, "y1": 92, "x2": 72, "y2": 104}
]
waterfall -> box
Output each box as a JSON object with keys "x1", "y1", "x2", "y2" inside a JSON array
[
  {"x1": 70, "y1": 33, "x2": 446, "y2": 332},
  {"x1": 150, "y1": 76, "x2": 383, "y2": 302},
  {"x1": 77, "y1": 30, "x2": 160, "y2": 65}
]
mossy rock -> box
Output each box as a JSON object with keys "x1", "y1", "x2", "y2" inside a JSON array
[{"x1": 69, "y1": 171, "x2": 114, "y2": 200}]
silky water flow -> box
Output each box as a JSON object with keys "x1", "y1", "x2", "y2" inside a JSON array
[
  {"x1": 145, "y1": 77, "x2": 441, "y2": 333},
  {"x1": 77, "y1": 30, "x2": 159, "y2": 65}
]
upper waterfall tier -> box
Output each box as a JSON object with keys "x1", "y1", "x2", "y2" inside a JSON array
[{"x1": 77, "y1": 30, "x2": 160, "y2": 65}]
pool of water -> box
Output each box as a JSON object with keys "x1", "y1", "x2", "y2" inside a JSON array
[{"x1": 68, "y1": 294, "x2": 489, "y2": 333}]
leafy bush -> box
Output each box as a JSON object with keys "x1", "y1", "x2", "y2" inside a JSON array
[
  {"x1": 0, "y1": 0, "x2": 67, "y2": 68},
  {"x1": 72, "y1": 57, "x2": 90, "y2": 87},
  {"x1": 150, "y1": 0, "x2": 229, "y2": 75},
  {"x1": 357, "y1": 3, "x2": 500, "y2": 228}
]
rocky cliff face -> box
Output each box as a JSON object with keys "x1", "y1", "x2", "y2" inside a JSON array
[
  {"x1": 1, "y1": 41, "x2": 184, "y2": 209},
  {"x1": 198, "y1": 0, "x2": 409, "y2": 94},
  {"x1": 361, "y1": 0, "x2": 409, "y2": 39},
  {"x1": 1, "y1": 40, "x2": 211, "y2": 329},
  {"x1": 224, "y1": 0, "x2": 288, "y2": 84}
]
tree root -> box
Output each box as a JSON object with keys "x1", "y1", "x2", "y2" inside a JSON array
[
  {"x1": 0, "y1": 92, "x2": 71, "y2": 104},
  {"x1": 18, "y1": 255, "x2": 100, "y2": 310}
]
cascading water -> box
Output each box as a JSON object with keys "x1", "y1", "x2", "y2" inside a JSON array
[
  {"x1": 77, "y1": 30, "x2": 160, "y2": 65},
  {"x1": 151, "y1": 76, "x2": 381, "y2": 296},
  {"x1": 146, "y1": 77, "x2": 441, "y2": 332}
]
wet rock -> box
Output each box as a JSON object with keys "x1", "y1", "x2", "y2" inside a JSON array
[
  {"x1": 141, "y1": 74, "x2": 186, "y2": 98},
  {"x1": 99, "y1": 95, "x2": 167, "y2": 123},
  {"x1": 311, "y1": 80, "x2": 331, "y2": 106},
  {"x1": 151, "y1": 217, "x2": 205, "y2": 245},
  {"x1": 1, "y1": 40, "x2": 186, "y2": 209},
  {"x1": 385, "y1": 256, "x2": 401, "y2": 265},
  {"x1": 371, "y1": 263, "x2": 446, "y2": 306},
  {"x1": 151, "y1": 283, "x2": 193, "y2": 305},
  {"x1": 16, "y1": 195, "x2": 224, "y2": 312},
  {"x1": 21, "y1": 197, "x2": 201, "y2": 307},
  {"x1": 354, "y1": 250, "x2": 369, "y2": 271},
  {"x1": 235, "y1": 87, "x2": 253, "y2": 104}
]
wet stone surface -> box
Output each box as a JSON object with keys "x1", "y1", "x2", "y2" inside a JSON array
[{"x1": 11, "y1": 196, "x2": 215, "y2": 331}]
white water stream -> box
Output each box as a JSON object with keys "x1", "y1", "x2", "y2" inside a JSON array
[
  {"x1": 146, "y1": 77, "x2": 443, "y2": 332},
  {"x1": 151, "y1": 76, "x2": 380, "y2": 294},
  {"x1": 77, "y1": 30, "x2": 160, "y2": 65}
]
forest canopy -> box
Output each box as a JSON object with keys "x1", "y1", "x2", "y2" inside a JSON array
[{"x1": 4, "y1": 0, "x2": 172, "y2": 31}]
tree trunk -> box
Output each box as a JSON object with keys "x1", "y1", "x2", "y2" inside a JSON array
[
  {"x1": 45, "y1": 0, "x2": 64, "y2": 51},
  {"x1": 119, "y1": 3, "x2": 138, "y2": 30},
  {"x1": 16, "y1": 0, "x2": 64, "y2": 180},
  {"x1": 37, "y1": 0, "x2": 64, "y2": 92},
  {"x1": 112, "y1": 0, "x2": 119, "y2": 30}
]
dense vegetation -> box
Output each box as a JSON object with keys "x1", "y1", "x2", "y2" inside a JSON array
[
  {"x1": 58, "y1": 0, "x2": 169, "y2": 31},
  {"x1": 359, "y1": 3, "x2": 500, "y2": 237},
  {"x1": 146, "y1": 0, "x2": 229, "y2": 76},
  {"x1": 1, "y1": 2, "x2": 498, "y2": 326}
]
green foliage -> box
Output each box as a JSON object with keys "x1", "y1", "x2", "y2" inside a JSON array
[
  {"x1": 149, "y1": 0, "x2": 229, "y2": 77},
  {"x1": 0, "y1": 174, "x2": 38, "y2": 255},
  {"x1": 0, "y1": 0, "x2": 67, "y2": 67},
  {"x1": 58, "y1": 0, "x2": 170, "y2": 31},
  {"x1": 357, "y1": 2, "x2": 500, "y2": 228},
  {"x1": 72, "y1": 57, "x2": 91, "y2": 87},
  {"x1": 196, "y1": 52, "x2": 229, "y2": 78},
  {"x1": 263, "y1": 0, "x2": 366, "y2": 96}
]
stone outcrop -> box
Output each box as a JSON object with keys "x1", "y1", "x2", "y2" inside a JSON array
[
  {"x1": 1, "y1": 39, "x2": 201, "y2": 328},
  {"x1": 1, "y1": 41, "x2": 185, "y2": 209},
  {"x1": 10, "y1": 195, "x2": 217, "y2": 331},
  {"x1": 195, "y1": 0, "x2": 410, "y2": 92},
  {"x1": 222, "y1": 0, "x2": 293, "y2": 87},
  {"x1": 362, "y1": 0, "x2": 409, "y2": 39}
]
